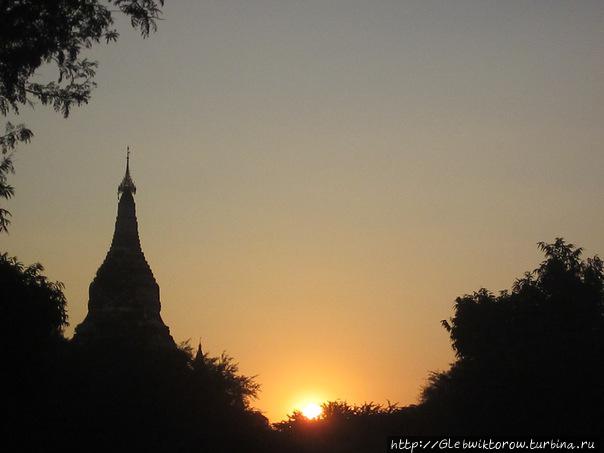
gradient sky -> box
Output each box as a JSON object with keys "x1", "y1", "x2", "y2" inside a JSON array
[{"x1": 4, "y1": 0, "x2": 604, "y2": 421}]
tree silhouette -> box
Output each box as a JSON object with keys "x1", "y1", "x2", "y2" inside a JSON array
[
  {"x1": 0, "y1": 253, "x2": 67, "y2": 351},
  {"x1": 0, "y1": 0, "x2": 164, "y2": 231},
  {"x1": 422, "y1": 238, "x2": 604, "y2": 435},
  {"x1": 189, "y1": 343, "x2": 261, "y2": 411},
  {"x1": 5, "y1": 238, "x2": 603, "y2": 451},
  {"x1": 274, "y1": 401, "x2": 411, "y2": 453},
  {"x1": 1, "y1": 253, "x2": 274, "y2": 452},
  {"x1": 0, "y1": 155, "x2": 17, "y2": 231},
  {"x1": 1, "y1": 253, "x2": 69, "y2": 450},
  {"x1": 57, "y1": 340, "x2": 272, "y2": 453},
  {"x1": 274, "y1": 238, "x2": 604, "y2": 452}
]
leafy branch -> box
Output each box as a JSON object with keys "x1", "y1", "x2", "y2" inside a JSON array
[{"x1": 0, "y1": 0, "x2": 164, "y2": 231}]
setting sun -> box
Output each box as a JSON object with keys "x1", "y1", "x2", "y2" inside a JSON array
[{"x1": 301, "y1": 403, "x2": 323, "y2": 420}]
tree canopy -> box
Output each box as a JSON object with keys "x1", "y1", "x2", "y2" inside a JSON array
[
  {"x1": 274, "y1": 239, "x2": 604, "y2": 451},
  {"x1": 1, "y1": 252, "x2": 270, "y2": 452},
  {"x1": 0, "y1": 0, "x2": 164, "y2": 231},
  {"x1": 0, "y1": 252, "x2": 67, "y2": 352},
  {"x1": 3, "y1": 237, "x2": 603, "y2": 449},
  {"x1": 423, "y1": 238, "x2": 604, "y2": 435}
]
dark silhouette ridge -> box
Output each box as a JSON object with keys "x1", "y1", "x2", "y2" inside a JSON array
[
  {"x1": 417, "y1": 239, "x2": 604, "y2": 436},
  {"x1": 74, "y1": 153, "x2": 175, "y2": 349},
  {"x1": 273, "y1": 239, "x2": 604, "y2": 452},
  {"x1": 3, "y1": 221, "x2": 603, "y2": 451},
  {"x1": 2, "y1": 250, "x2": 269, "y2": 452}
]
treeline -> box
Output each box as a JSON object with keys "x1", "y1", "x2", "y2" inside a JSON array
[
  {"x1": 1, "y1": 253, "x2": 273, "y2": 452},
  {"x1": 2, "y1": 239, "x2": 603, "y2": 453}
]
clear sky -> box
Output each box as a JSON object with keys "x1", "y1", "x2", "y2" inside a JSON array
[{"x1": 4, "y1": 0, "x2": 604, "y2": 421}]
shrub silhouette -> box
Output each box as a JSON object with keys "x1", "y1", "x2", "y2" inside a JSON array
[{"x1": 274, "y1": 400, "x2": 414, "y2": 453}]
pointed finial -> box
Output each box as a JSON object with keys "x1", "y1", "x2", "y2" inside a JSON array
[
  {"x1": 118, "y1": 146, "x2": 136, "y2": 196},
  {"x1": 193, "y1": 339, "x2": 205, "y2": 369}
]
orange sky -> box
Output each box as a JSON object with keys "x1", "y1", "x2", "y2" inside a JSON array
[{"x1": 4, "y1": 1, "x2": 604, "y2": 421}]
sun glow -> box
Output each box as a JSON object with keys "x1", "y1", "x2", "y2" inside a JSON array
[{"x1": 301, "y1": 402, "x2": 323, "y2": 420}]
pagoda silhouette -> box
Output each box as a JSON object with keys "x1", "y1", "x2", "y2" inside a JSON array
[{"x1": 74, "y1": 151, "x2": 175, "y2": 349}]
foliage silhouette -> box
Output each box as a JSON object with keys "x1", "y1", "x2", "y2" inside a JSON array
[
  {"x1": 274, "y1": 400, "x2": 427, "y2": 453},
  {"x1": 4, "y1": 238, "x2": 603, "y2": 452},
  {"x1": 1, "y1": 253, "x2": 273, "y2": 452},
  {"x1": 55, "y1": 340, "x2": 273, "y2": 453},
  {"x1": 1, "y1": 253, "x2": 69, "y2": 451},
  {"x1": 0, "y1": 0, "x2": 164, "y2": 231},
  {"x1": 273, "y1": 239, "x2": 604, "y2": 451},
  {"x1": 421, "y1": 238, "x2": 604, "y2": 435},
  {"x1": 189, "y1": 342, "x2": 261, "y2": 411},
  {"x1": 0, "y1": 253, "x2": 67, "y2": 351}
]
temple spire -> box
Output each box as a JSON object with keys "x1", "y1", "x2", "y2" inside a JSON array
[
  {"x1": 118, "y1": 146, "x2": 136, "y2": 196},
  {"x1": 192, "y1": 340, "x2": 206, "y2": 370},
  {"x1": 73, "y1": 152, "x2": 175, "y2": 349},
  {"x1": 111, "y1": 147, "x2": 141, "y2": 252}
]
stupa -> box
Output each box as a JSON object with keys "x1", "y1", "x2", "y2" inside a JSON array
[{"x1": 74, "y1": 150, "x2": 175, "y2": 349}]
